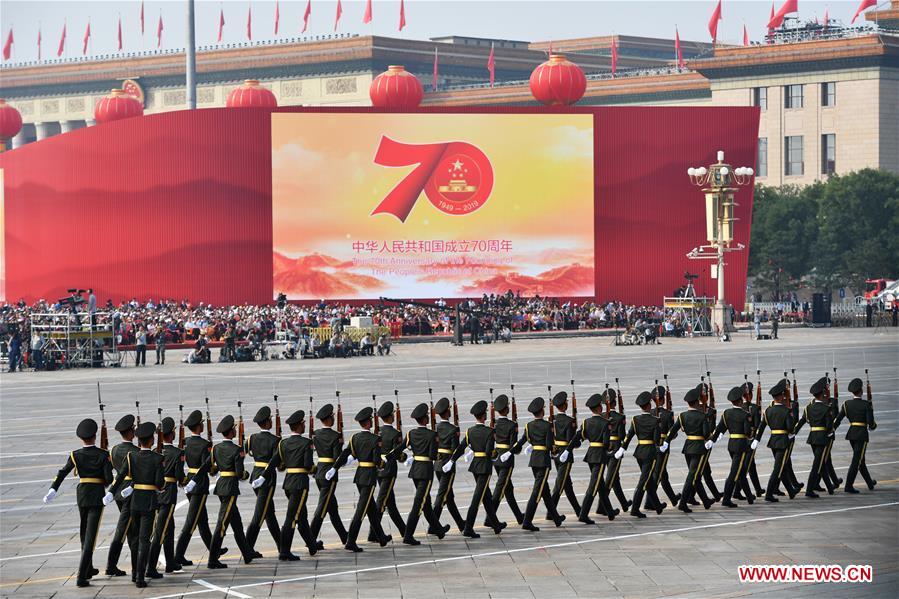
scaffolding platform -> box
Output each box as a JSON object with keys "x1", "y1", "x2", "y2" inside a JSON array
[
  {"x1": 29, "y1": 311, "x2": 120, "y2": 369},
  {"x1": 664, "y1": 296, "x2": 714, "y2": 336}
]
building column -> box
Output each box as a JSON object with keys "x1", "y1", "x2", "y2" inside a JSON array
[
  {"x1": 34, "y1": 122, "x2": 53, "y2": 140},
  {"x1": 11, "y1": 129, "x2": 28, "y2": 148},
  {"x1": 59, "y1": 120, "x2": 77, "y2": 133}
]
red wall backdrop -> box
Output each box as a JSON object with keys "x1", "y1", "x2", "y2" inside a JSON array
[{"x1": 0, "y1": 106, "x2": 758, "y2": 307}]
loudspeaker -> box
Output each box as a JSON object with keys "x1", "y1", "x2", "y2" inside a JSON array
[{"x1": 812, "y1": 293, "x2": 831, "y2": 324}]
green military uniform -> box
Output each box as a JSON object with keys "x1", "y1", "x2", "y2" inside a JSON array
[
  {"x1": 273, "y1": 410, "x2": 319, "y2": 560},
  {"x1": 793, "y1": 378, "x2": 836, "y2": 497},
  {"x1": 147, "y1": 417, "x2": 186, "y2": 575},
  {"x1": 711, "y1": 387, "x2": 754, "y2": 506},
  {"x1": 243, "y1": 406, "x2": 282, "y2": 555},
  {"x1": 549, "y1": 392, "x2": 582, "y2": 516},
  {"x1": 622, "y1": 392, "x2": 665, "y2": 517},
  {"x1": 832, "y1": 378, "x2": 877, "y2": 492},
  {"x1": 489, "y1": 395, "x2": 523, "y2": 524},
  {"x1": 651, "y1": 386, "x2": 681, "y2": 505},
  {"x1": 433, "y1": 398, "x2": 466, "y2": 532},
  {"x1": 697, "y1": 383, "x2": 722, "y2": 502},
  {"x1": 666, "y1": 388, "x2": 714, "y2": 512},
  {"x1": 106, "y1": 415, "x2": 139, "y2": 577},
  {"x1": 602, "y1": 389, "x2": 632, "y2": 514},
  {"x1": 740, "y1": 383, "x2": 766, "y2": 497},
  {"x1": 308, "y1": 404, "x2": 349, "y2": 545},
  {"x1": 821, "y1": 387, "x2": 843, "y2": 490},
  {"x1": 370, "y1": 401, "x2": 406, "y2": 540},
  {"x1": 755, "y1": 380, "x2": 800, "y2": 501},
  {"x1": 512, "y1": 397, "x2": 563, "y2": 530},
  {"x1": 452, "y1": 400, "x2": 504, "y2": 537},
  {"x1": 576, "y1": 394, "x2": 616, "y2": 522},
  {"x1": 207, "y1": 415, "x2": 254, "y2": 568}
]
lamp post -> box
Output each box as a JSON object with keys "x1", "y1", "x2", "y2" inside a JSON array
[{"x1": 687, "y1": 150, "x2": 754, "y2": 334}]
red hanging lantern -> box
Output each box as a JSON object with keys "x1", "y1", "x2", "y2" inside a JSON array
[
  {"x1": 529, "y1": 54, "x2": 587, "y2": 106},
  {"x1": 94, "y1": 89, "x2": 144, "y2": 124},
  {"x1": 369, "y1": 65, "x2": 423, "y2": 109},
  {"x1": 226, "y1": 79, "x2": 278, "y2": 108},
  {"x1": 0, "y1": 99, "x2": 23, "y2": 151}
]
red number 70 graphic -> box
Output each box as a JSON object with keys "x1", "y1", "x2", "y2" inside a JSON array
[{"x1": 370, "y1": 136, "x2": 494, "y2": 223}]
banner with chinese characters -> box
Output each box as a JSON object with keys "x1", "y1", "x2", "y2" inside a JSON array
[{"x1": 271, "y1": 113, "x2": 595, "y2": 300}]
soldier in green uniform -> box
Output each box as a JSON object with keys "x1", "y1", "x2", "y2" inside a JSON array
[
  {"x1": 696, "y1": 382, "x2": 722, "y2": 504},
  {"x1": 244, "y1": 406, "x2": 282, "y2": 558},
  {"x1": 508, "y1": 397, "x2": 564, "y2": 531},
  {"x1": 432, "y1": 397, "x2": 467, "y2": 533},
  {"x1": 105, "y1": 414, "x2": 139, "y2": 578},
  {"x1": 833, "y1": 377, "x2": 877, "y2": 493},
  {"x1": 601, "y1": 389, "x2": 632, "y2": 515},
  {"x1": 274, "y1": 409, "x2": 320, "y2": 560},
  {"x1": 370, "y1": 401, "x2": 406, "y2": 541},
  {"x1": 755, "y1": 379, "x2": 800, "y2": 502},
  {"x1": 651, "y1": 386, "x2": 681, "y2": 506},
  {"x1": 390, "y1": 403, "x2": 450, "y2": 545},
  {"x1": 792, "y1": 377, "x2": 836, "y2": 497},
  {"x1": 309, "y1": 403, "x2": 349, "y2": 547},
  {"x1": 328, "y1": 407, "x2": 392, "y2": 552},
  {"x1": 108, "y1": 422, "x2": 164, "y2": 588},
  {"x1": 710, "y1": 387, "x2": 754, "y2": 507},
  {"x1": 820, "y1": 379, "x2": 843, "y2": 491},
  {"x1": 44, "y1": 419, "x2": 114, "y2": 588},
  {"x1": 207, "y1": 415, "x2": 256, "y2": 569},
  {"x1": 621, "y1": 391, "x2": 666, "y2": 518},
  {"x1": 666, "y1": 387, "x2": 715, "y2": 512},
  {"x1": 488, "y1": 395, "x2": 523, "y2": 525},
  {"x1": 576, "y1": 393, "x2": 617, "y2": 523},
  {"x1": 548, "y1": 391, "x2": 581, "y2": 517},
  {"x1": 175, "y1": 410, "x2": 227, "y2": 566},
  {"x1": 739, "y1": 382, "x2": 766, "y2": 498},
  {"x1": 144, "y1": 417, "x2": 185, "y2": 578}
]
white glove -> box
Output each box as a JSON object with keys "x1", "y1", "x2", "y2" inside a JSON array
[
  {"x1": 614, "y1": 447, "x2": 625, "y2": 460},
  {"x1": 499, "y1": 451, "x2": 511, "y2": 463},
  {"x1": 325, "y1": 467, "x2": 336, "y2": 481},
  {"x1": 524, "y1": 445, "x2": 533, "y2": 457},
  {"x1": 121, "y1": 485, "x2": 134, "y2": 498},
  {"x1": 404, "y1": 456, "x2": 413, "y2": 467},
  {"x1": 704, "y1": 440, "x2": 713, "y2": 450},
  {"x1": 43, "y1": 488, "x2": 57, "y2": 503},
  {"x1": 788, "y1": 434, "x2": 796, "y2": 440},
  {"x1": 659, "y1": 442, "x2": 669, "y2": 453},
  {"x1": 102, "y1": 491, "x2": 115, "y2": 506},
  {"x1": 750, "y1": 439, "x2": 759, "y2": 450},
  {"x1": 463, "y1": 449, "x2": 474, "y2": 463},
  {"x1": 441, "y1": 460, "x2": 454, "y2": 473},
  {"x1": 828, "y1": 431, "x2": 835, "y2": 438},
  {"x1": 559, "y1": 450, "x2": 570, "y2": 463},
  {"x1": 184, "y1": 480, "x2": 197, "y2": 494},
  {"x1": 251, "y1": 477, "x2": 265, "y2": 489},
  {"x1": 346, "y1": 455, "x2": 357, "y2": 466}
]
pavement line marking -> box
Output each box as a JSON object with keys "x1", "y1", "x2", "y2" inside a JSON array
[
  {"x1": 194, "y1": 579, "x2": 254, "y2": 598},
  {"x1": 145, "y1": 500, "x2": 899, "y2": 599},
  {"x1": 0, "y1": 575, "x2": 73, "y2": 588}
]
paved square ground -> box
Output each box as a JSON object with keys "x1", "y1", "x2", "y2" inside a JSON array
[{"x1": 1, "y1": 327, "x2": 897, "y2": 598}]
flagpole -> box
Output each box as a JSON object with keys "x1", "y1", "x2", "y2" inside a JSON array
[{"x1": 186, "y1": 0, "x2": 196, "y2": 109}]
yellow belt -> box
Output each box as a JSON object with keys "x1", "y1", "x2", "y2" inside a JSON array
[
  {"x1": 730, "y1": 434, "x2": 747, "y2": 439},
  {"x1": 286, "y1": 468, "x2": 310, "y2": 474},
  {"x1": 124, "y1": 476, "x2": 132, "y2": 481},
  {"x1": 554, "y1": 440, "x2": 569, "y2": 447},
  {"x1": 79, "y1": 477, "x2": 106, "y2": 484},
  {"x1": 254, "y1": 461, "x2": 269, "y2": 468},
  {"x1": 358, "y1": 461, "x2": 376, "y2": 468},
  {"x1": 638, "y1": 440, "x2": 655, "y2": 445},
  {"x1": 164, "y1": 476, "x2": 178, "y2": 483},
  {"x1": 771, "y1": 430, "x2": 788, "y2": 435},
  {"x1": 850, "y1": 422, "x2": 867, "y2": 426},
  {"x1": 532, "y1": 445, "x2": 548, "y2": 451},
  {"x1": 686, "y1": 435, "x2": 705, "y2": 441},
  {"x1": 811, "y1": 427, "x2": 827, "y2": 432},
  {"x1": 133, "y1": 484, "x2": 160, "y2": 491},
  {"x1": 413, "y1": 456, "x2": 432, "y2": 462},
  {"x1": 473, "y1": 452, "x2": 488, "y2": 458},
  {"x1": 218, "y1": 471, "x2": 238, "y2": 477},
  {"x1": 589, "y1": 442, "x2": 604, "y2": 447},
  {"x1": 187, "y1": 467, "x2": 201, "y2": 474},
  {"x1": 437, "y1": 448, "x2": 453, "y2": 455},
  {"x1": 495, "y1": 443, "x2": 510, "y2": 449},
  {"x1": 609, "y1": 436, "x2": 620, "y2": 441},
  {"x1": 317, "y1": 457, "x2": 335, "y2": 463}
]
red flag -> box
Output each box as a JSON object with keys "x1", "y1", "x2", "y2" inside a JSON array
[
  {"x1": 117, "y1": 16, "x2": 123, "y2": 51},
  {"x1": 399, "y1": 0, "x2": 406, "y2": 31},
  {"x1": 82, "y1": 20, "x2": 91, "y2": 55},
  {"x1": 37, "y1": 26, "x2": 41, "y2": 61},
  {"x1": 487, "y1": 43, "x2": 495, "y2": 87},
  {"x1": 302, "y1": 0, "x2": 311, "y2": 33},
  {"x1": 611, "y1": 37, "x2": 618, "y2": 75},
  {"x1": 247, "y1": 5, "x2": 252, "y2": 40},
  {"x1": 432, "y1": 47, "x2": 438, "y2": 92},
  {"x1": 675, "y1": 28, "x2": 684, "y2": 69},
  {"x1": 768, "y1": 1, "x2": 776, "y2": 34},
  {"x1": 743, "y1": 24, "x2": 750, "y2": 46},
  {"x1": 275, "y1": 1, "x2": 280, "y2": 35},
  {"x1": 708, "y1": 0, "x2": 722, "y2": 43},
  {"x1": 157, "y1": 13, "x2": 163, "y2": 48},
  {"x1": 823, "y1": 7, "x2": 829, "y2": 30},
  {"x1": 2, "y1": 28, "x2": 12, "y2": 61},
  {"x1": 141, "y1": 1, "x2": 145, "y2": 34},
  {"x1": 334, "y1": 0, "x2": 342, "y2": 31},
  {"x1": 57, "y1": 22, "x2": 66, "y2": 57},
  {"x1": 768, "y1": 0, "x2": 798, "y2": 30},
  {"x1": 363, "y1": 0, "x2": 373, "y2": 24},
  {"x1": 852, "y1": 0, "x2": 877, "y2": 24},
  {"x1": 218, "y1": 7, "x2": 225, "y2": 42}
]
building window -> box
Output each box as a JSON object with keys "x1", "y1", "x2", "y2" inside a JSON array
[
  {"x1": 784, "y1": 84, "x2": 803, "y2": 109},
  {"x1": 821, "y1": 82, "x2": 836, "y2": 107},
  {"x1": 756, "y1": 138, "x2": 768, "y2": 178},
  {"x1": 751, "y1": 87, "x2": 768, "y2": 110},
  {"x1": 785, "y1": 136, "x2": 804, "y2": 176},
  {"x1": 821, "y1": 134, "x2": 836, "y2": 175}
]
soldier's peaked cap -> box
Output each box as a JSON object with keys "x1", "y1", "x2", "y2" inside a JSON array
[
  {"x1": 216, "y1": 414, "x2": 235, "y2": 434},
  {"x1": 377, "y1": 401, "x2": 394, "y2": 419},
  {"x1": 654, "y1": 386, "x2": 667, "y2": 400},
  {"x1": 253, "y1": 406, "x2": 271, "y2": 424},
  {"x1": 137, "y1": 421, "x2": 157, "y2": 439},
  {"x1": 316, "y1": 403, "x2": 334, "y2": 421},
  {"x1": 76, "y1": 418, "x2": 98, "y2": 439},
  {"x1": 551, "y1": 391, "x2": 568, "y2": 407},
  {"x1": 285, "y1": 410, "x2": 305, "y2": 426},
  {"x1": 769, "y1": 379, "x2": 788, "y2": 397},
  {"x1": 684, "y1": 387, "x2": 701, "y2": 404},
  {"x1": 527, "y1": 397, "x2": 545, "y2": 414},
  {"x1": 184, "y1": 410, "x2": 203, "y2": 428},
  {"x1": 434, "y1": 397, "x2": 450, "y2": 415},
  {"x1": 494, "y1": 394, "x2": 509, "y2": 412},
  {"x1": 114, "y1": 414, "x2": 135, "y2": 432},
  {"x1": 355, "y1": 407, "x2": 374, "y2": 423},
  {"x1": 635, "y1": 391, "x2": 652, "y2": 407},
  {"x1": 470, "y1": 400, "x2": 488, "y2": 416},
  {"x1": 727, "y1": 386, "x2": 743, "y2": 403},
  {"x1": 160, "y1": 417, "x2": 176, "y2": 435},
  {"x1": 602, "y1": 388, "x2": 617, "y2": 402},
  {"x1": 809, "y1": 377, "x2": 828, "y2": 396},
  {"x1": 847, "y1": 378, "x2": 864, "y2": 394},
  {"x1": 411, "y1": 403, "x2": 430, "y2": 421},
  {"x1": 586, "y1": 393, "x2": 603, "y2": 409}
]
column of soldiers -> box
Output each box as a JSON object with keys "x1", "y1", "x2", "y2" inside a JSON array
[{"x1": 45, "y1": 372, "x2": 877, "y2": 589}]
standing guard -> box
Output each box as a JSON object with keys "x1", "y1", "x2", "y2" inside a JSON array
[
  {"x1": 576, "y1": 393, "x2": 617, "y2": 523},
  {"x1": 832, "y1": 377, "x2": 877, "y2": 493},
  {"x1": 105, "y1": 414, "x2": 139, "y2": 578},
  {"x1": 710, "y1": 387, "x2": 755, "y2": 507},
  {"x1": 244, "y1": 406, "x2": 282, "y2": 558}
]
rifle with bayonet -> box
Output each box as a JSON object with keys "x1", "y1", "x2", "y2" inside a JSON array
[
  {"x1": 178, "y1": 404, "x2": 185, "y2": 449},
  {"x1": 569, "y1": 362, "x2": 577, "y2": 425},
  {"x1": 274, "y1": 392, "x2": 282, "y2": 437},
  {"x1": 237, "y1": 400, "x2": 245, "y2": 447},
  {"x1": 97, "y1": 383, "x2": 108, "y2": 450},
  {"x1": 373, "y1": 394, "x2": 380, "y2": 435}
]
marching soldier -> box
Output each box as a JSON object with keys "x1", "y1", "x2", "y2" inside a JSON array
[
  {"x1": 710, "y1": 387, "x2": 754, "y2": 507},
  {"x1": 370, "y1": 401, "x2": 407, "y2": 541},
  {"x1": 489, "y1": 395, "x2": 523, "y2": 525},
  {"x1": 739, "y1": 382, "x2": 766, "y2": 498},
  {"x1": 833, "y1": 377, "x2": 877, "y2": 493},
  {"x1": 697, "y1": 382, "x2": 722, "y2": 503},
  {"x1": 755, "y1": 379, "x2": 800, "y2": 502},
  {"x1": 666, "y1": 387, "x2": 715, "y2": 513},
  {"x1": 821, "y1": 378, "x2": 843, "y2": 490},
  {"x1": 275, "y1": 410, "x2": 321, "y2": 560},
  {"x1": 108, "y1": 422, "x2": 164, "y2": 588},
  {"x1": 433, "y1": 397, "x2": 467, "y2": 533},
  {"x1": 244, "y1": 406, "x2": 282, "y2": 558},
  {"x1": 651, "y1": 385, "x2": 681, "y2": 506},
  {"x1": 576, "y1": 393, "x2": 617, "y2": 523},
  {"x1": 792, "y1": 377, "x2": 836, "y2": 497},
  {"x1": 391, "y1": 403, "x2": 450, "y2": 545},
  {"x1": 601, "y1": 389, "x2": 632, "y2": 515},
  {"x1": 174, "y1": 410, "x2": 227, "y2": 567},
  {"x1": 621, "y1": 391, "x2": 666, "y2": 518},
  {"x1": 549, "y1": 391, "x2": 581, "y2": 517},
  {"x1": 105, "y1": 414, "x2": 139, "y2": 578},
  {"x1": 507, "y1": 397, "x2": 564, "y2": 531},
  {"x1": 309, "y1": 403, "x2": 349, "y2": 547},
  {"x1": 43, "y1": 419, "x2": 114, "y2": 588},
  {"x1": 207, "y1": 415, "x2": 256, "y2": 569},
  {"x1": 328, "y1": 407, "x2": 392, "y2": 552},
  {"x1": 146, "y1": 417, "x2": 185, "y2": 577}
]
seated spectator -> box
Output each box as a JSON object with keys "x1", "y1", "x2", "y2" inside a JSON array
[
  {"x1": 360, "y1": 333, "x2": 374, "y2": 356},
  {"x1": 377, "y1": 332, "x2": 391, "y2": 356}
]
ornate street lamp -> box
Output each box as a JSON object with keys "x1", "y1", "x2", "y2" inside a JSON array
[{"x1": 687, "y1": 150, "x2": 754, "y2": 334}]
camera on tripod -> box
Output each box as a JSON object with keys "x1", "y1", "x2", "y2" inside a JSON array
[{"x1": 58, "y1": 288, "x2": 87, "y2": 310}]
